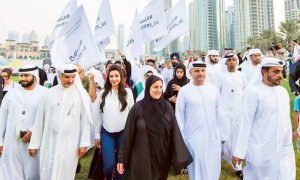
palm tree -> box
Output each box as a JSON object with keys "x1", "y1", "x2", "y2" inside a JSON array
[
  {"x1": 278, "y1": 20, "x2": 300, "y2": 47},
  {"x1": 246, "y1": 30, "x2": 282, "y2": 53}
]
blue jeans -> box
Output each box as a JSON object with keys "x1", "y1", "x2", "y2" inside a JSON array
[{"x1": 101, "y1": 127, "x2": 123, "y2": 180}]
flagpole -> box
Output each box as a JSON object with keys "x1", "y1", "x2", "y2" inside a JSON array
[{"x1": 168, "y1": 44, "x2": 171, "y2": 58}]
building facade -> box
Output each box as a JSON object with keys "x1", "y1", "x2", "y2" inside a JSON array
[
  {"x1": 285, "y1": 0, "x2": 300, "y2": 21},
  {"x1": 190, "y1": 0, "x2": 225, "y2": 52},
  {"x1": 234, "y1": 0, "x2": 286, "y2": 51}
]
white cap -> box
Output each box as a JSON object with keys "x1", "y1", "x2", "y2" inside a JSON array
[
  {"x1": 207, "y1": 50, "x2": 219, "y2": 56},
  {"x1": 248, "y1": 49, "x2": 262, "y2": 56},
  {"x1": 188, "y1": 61, "x2": 206, "y2": 70},
  {"x1": 261, "y1": 57, "x2": 285, "y2": 67}
]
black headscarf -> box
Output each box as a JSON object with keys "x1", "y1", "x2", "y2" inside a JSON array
[
  {"x1": 141, "y1": 75, "x2": 172, "y2": 172},
  {"x1": 172, "y1": 64, "x2": 188, "y2": 87}
]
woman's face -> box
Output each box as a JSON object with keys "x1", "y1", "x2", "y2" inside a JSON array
[
  {"x1": 1, "y1": 72, "x2": 10, "y2": 81},
  {"x1": 149, "y1": 80, "x2": 163, "y2": 100},
  {"x1": 176, "y1": 68, "x2": 184, "y2": 79},
  {"x1": 109, "y1": 70, "x2": 121, "y2": 87}
]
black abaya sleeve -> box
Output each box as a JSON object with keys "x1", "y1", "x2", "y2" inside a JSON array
[
  {"x1": 169, "y1": 106, "x2": 193, "y2": 171},
  {"x1": 164, "y1": 80, "x2": 173, "y2": 101},
  {"x1": 118, "y1": 103, "x2": 138, "y2": 166}
]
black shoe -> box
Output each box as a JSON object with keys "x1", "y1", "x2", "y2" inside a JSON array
[{"x1": 236, "y1": 170, "x2": 243, "y2": 179}]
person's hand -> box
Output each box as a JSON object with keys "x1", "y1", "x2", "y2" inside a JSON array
[
  {"x1": 169, "y1": 96, "x2": 177, "y2": 103},
  {"x1": 87, "y1": 73, "x2": 95, "y2": 82},
  {"x1": 95, "y1": 139, "x2": 101, "y2": 149},
  {"x1": 29, "y1": 149, "x2": 38, "y2": 157},
  {"x1": 117, "y1": 163, "x2": 125, "y2": 174},
  {"x1": 22, "y1": 130, "x2": 32, "y2": 143},
  {"x1": 293, "y1": 131, "x2": 299, "y2": 140},
  {"x1": 232, "y1": 156, "x2": 242, "y2": 167},
  {"x1": 0, "y1": 146, "x2": 3, "y2": 155},
  {"x1": 79, "y1": 147, "x2": 87, "y2": 158},
  {"x1": 172, "y1": 84, "x2": 181, "y2": 91}
]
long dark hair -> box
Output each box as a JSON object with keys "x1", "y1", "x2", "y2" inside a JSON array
[{"x1": 100, "y1": 65, "x2": 128, "y2": 112}]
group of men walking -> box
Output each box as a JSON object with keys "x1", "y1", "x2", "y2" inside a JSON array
[{"x1": 0, "y1": 45, "x2": 298, "y2": 180}]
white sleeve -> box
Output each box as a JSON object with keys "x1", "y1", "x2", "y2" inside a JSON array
[
  {"x1": 216, "y1": 91, "x2": 229, "y2": 141},
  {"x1": 175, "y1": 88, "x2": 186, "y2": 140},
  {"x1": 126, "y1": 88, "x2": 135, "y2": 110},
  {"x1": 80, "y1": 103, "x2": 91, "y2": 148},
  {"x1": 94, "y1": 91, "x2": 103, "y2": 140},
  {"x1": 0, "y1": 95, "x2": 9, "y2": 146},
  {"x1": 233, "y1": 89, "x2": 258, "y2": 159},
  {"x1": 28, "y1": 94, "x2": 47, "y2": 149}
]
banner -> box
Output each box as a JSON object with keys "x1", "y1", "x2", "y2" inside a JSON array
[
  {"x1": 94, "y1": 0, "x2": 115, "y2": 48},
  {"x1": 125, "y1": 10, "x2": 145, "y2": 59},
  {"x1": 138, "y1": 0, "x2": 167, "y2": 43},
  {"x1": 48, "y1": 0, "x2": 78, "y2": 50},
  {"x1": 154, "y1": 0, "x2": 189, "y2": 51},
  {"x1": 51, "y1": 6, "x2": 105, "y2": 71}
]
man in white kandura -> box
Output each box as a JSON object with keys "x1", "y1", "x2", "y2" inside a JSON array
[
  {"x1": 216, "y1": 53, "x2": 247, "y2": 178},
  {"x1": 28, "y1": 64, "x2": 91, "y2": 180},
  {"x1": 176, "y1": 61, "x2": 228, "y2": 180},
  {"x1": 232, "y1": 57, "x2": 296, "y2": 180},
  {"x1": 239, "y1": 48, "x2": 262, "y2": 82},
  {"x1": 205, "y1": 49, "x2": 221, "y2": 85},
  {"x1": 0, "y1": 65, "x2": 47, "y2": 180}
]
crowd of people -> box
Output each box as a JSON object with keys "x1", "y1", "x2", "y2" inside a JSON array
[{"x1": 0, "y1": 39, "x2": 299, "y2": 180}]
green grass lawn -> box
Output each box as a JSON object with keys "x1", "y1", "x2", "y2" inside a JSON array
[{"x1": 74, "y1": 79, "x2": 300, "y2": 180}]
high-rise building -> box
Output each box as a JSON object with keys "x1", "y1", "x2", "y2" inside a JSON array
[
  {"x1": 285, "y1": 0, "x2": 300, "y2": 21},
  {"x1": 189, "y1": 2, "x2": 197, "y2": 51},
  {"x1": 30, "y1": 30, "x2": 38, "y2": 42},
  {"x1": 7, "y1": 31, "x2": 19, "y2": 41},
  {"x1": 117, "y1": 24, "x2": 125, "y2": 51},
  {"x1": 22, "y1": 33, "x2": 31, "y2": 43},
  {"x1": 264, "y1": 0, "x2": 285, "y2": 32},
  {"x1": 234, "y1": 0, "x2": 285, "y2": 51},
  {"x1": 182, "y1": 35, "x2": 190, "y2": 52},
  {"x1": 225, "y1": 6, "x2": 235, "y2": 49},
  {"x1": 190, "y1": 0, "x2": 225, "y2": 52},
  {"x1": 44, "y1": 35, "x2": 50, "y2": 46}
]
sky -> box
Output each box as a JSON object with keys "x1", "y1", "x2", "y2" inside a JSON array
[{"x1": 0, "y1": 0, "x2": 233, "y2": 48}]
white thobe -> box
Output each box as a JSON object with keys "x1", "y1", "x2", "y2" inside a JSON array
[
  {"x1": 0, "y1": 85, "x2": 47, "y2": 180},
  {"x1": 233, "y1": 82, "x2": 296, "y2": 180},
  {"x1": 29, "y1": 85, "x2": 91, "y2": 180},
  {"x1": 206, "y1": 63, "x2": 222, "y2": 85},
  {"x1": 161, "y1": 67, "x2": 174, "y2": 85},
  {"x1": 216, "y1": 71, "x2": 247, "y2": 164},
  {"x1": 176, "y1": 82, "x2": 227, "y2": 180},
  {"x1": 240, "y1": 61, "x2": 260, "y2": 82}
]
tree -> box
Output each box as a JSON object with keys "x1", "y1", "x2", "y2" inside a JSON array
[
  {"x1": 246, "y1": 30, "x2": 282, "y2": 53},
  {"x1": 278, "y1": 20, "x2": 300, "y2": 47}
]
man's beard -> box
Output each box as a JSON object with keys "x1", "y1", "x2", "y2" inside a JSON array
[
  {"x1": 172, "y1": 61, "x2": 178, "y2": 67},
  {"x1": 21, "y1": 78, "x2": 35, "y2": 88}
]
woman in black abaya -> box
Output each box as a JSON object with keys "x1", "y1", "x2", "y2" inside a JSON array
[{"x1": 117, "y1": 75, "x2": 192, "y2": 180}]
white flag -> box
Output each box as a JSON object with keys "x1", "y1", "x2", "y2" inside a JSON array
[
  {"x1": 48, "y1": 0, "x2": 78, "y2": 50},
  {"x1": 125, "y1": 10, "x2": 144, "y2": 59},
  {"x1": 94, "y1": 0, "x2": 115, "y2": 49},
  {"x1": 51, "y1": 6, "x2": 105, "y2": 71},
  {"x1": 154, "y1": 0, "x2": 189, "y2": 51},
  {"x1": 138, "y1": 0, "x2": 167, "y2": 43}
]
